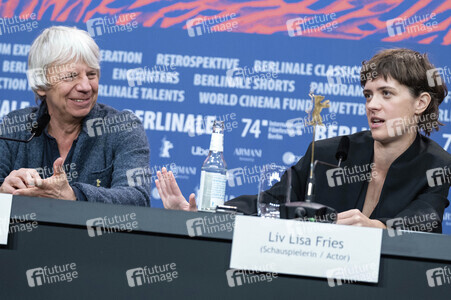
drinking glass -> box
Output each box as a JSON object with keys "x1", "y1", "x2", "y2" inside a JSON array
[{"x1": 257, "y1": 165, "x2": 291, "y2": 218}]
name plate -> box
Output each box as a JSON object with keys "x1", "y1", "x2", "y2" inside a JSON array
[
  {"x1": 230, "y1": 215, "x2": 382, "y2": 283},
  {"x1": 0, "y1": 194, "x2": 13, "y2": 245}
]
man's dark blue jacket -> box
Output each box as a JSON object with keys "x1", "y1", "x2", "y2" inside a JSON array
[{"x1": 0, "y1": 101, "x2": 151, "y2": 207}]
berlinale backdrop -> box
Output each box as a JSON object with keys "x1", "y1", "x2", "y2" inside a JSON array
[{"x1": 0, "y1": 0, "x2": 450, "y2": 233}]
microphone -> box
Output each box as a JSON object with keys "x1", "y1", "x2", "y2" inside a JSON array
[
  {"x1": 304, "y1": 136, "x2": 349, "y2": 203},
  {"x1": 0, "y1": 112, "x2": 50, "y2": 143},
  {"x1": 335, "y1": 136, "x2": 350, "y2": 167},
  {"x1": 31, "y1": 113, "x2": 50, "y2": 137},
  {"x1": 280, "y1": 136, "x2": 351, "y2": 223}
]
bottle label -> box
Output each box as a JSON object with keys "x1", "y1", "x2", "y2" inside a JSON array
[
  {"x1": 209, "y1": 132, "x2": 223, "y2": 152},
  {"x1": 198, "y1": 171, "x2": 226, "y2": 210}
]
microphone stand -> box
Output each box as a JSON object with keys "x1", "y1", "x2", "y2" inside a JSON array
[
  {"x1": 0, "y1": 132, "x2": 38, "y2": 143},
  {"x1": 0, "y1": 113, "x2": 50, "y2": 143},
  {"x1": 280, "y1": 93, "x2": 337, "y2": 223}
]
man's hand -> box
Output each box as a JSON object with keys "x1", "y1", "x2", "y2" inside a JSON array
[
  {"x1": 12, "y1": 158, "x2": 76, "y2": 201},
  {"x1": 0, "y1": 168, "x2": 42, "y2": 194},
  {"x1": 155, "y1": 167, "x2": 197, "y2": 211},
  {"x1": 337, "y1": 209, "x2": 386, "y2": 229}
]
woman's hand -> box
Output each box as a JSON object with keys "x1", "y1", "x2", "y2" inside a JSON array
[
  {"x1": 337, "y1": 209, "x2": 386, "y2": 229},
  {"x1": 155, "y1": 167, "x2": 197, "y2": 211},
  {"x1": 0, "y1": 168, "x2": 42, "y2": 194},
  {"x1": 12, "y1": 158, "x2": 76, "y2": 201}
]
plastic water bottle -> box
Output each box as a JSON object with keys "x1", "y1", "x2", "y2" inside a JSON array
[{"x1": 197, "y1": 120, "x2": 227, "y2": 211}]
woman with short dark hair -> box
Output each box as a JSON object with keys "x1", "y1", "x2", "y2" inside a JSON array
[
  {"x1": 361, "y1": 48, "x2": 447, "y2": 136},
  {"x1": 157, "y1": 48, "x2": 450, "y2": 232}
]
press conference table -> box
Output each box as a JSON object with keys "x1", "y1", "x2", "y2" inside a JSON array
[{"x1": 1, "y1": 196, "x2": 450, "y2": 299}]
